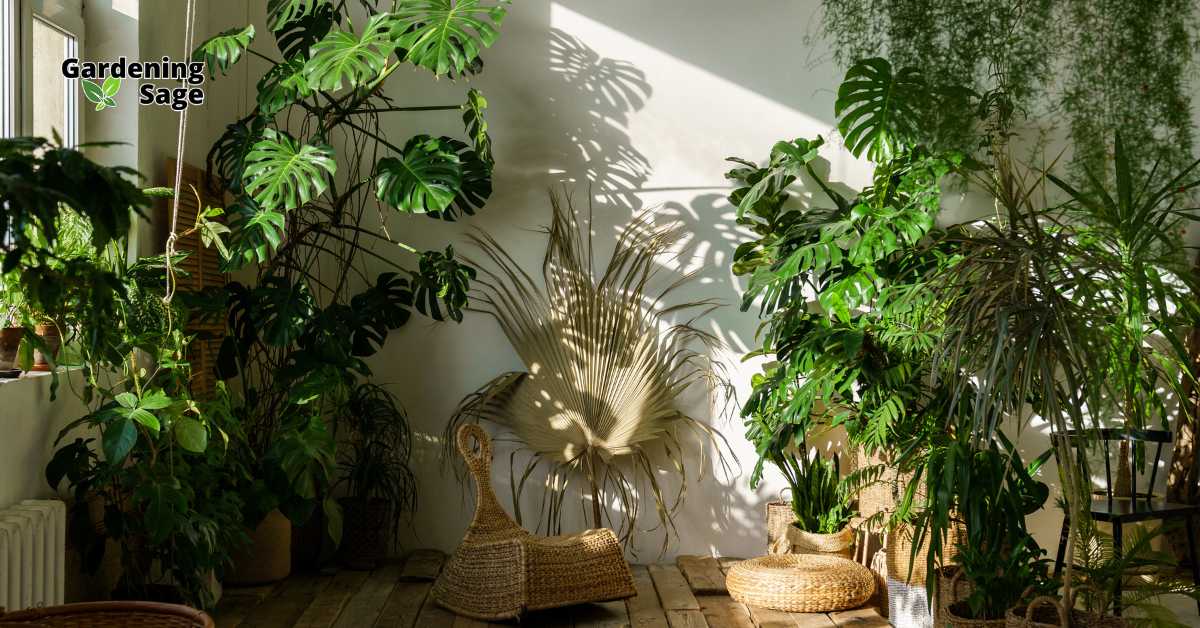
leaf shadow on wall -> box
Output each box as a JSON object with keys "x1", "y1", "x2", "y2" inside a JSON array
[{"x1": 546, "y1": 29, "x2": 652, "y2": 212}]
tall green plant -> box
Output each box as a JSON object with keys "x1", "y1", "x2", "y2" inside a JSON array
[
  {"x1": 194, "y1": 0, "x2": 510, "y2": 537},
  {"x1": 768, "y1": 442, "x2": 853, "y2": 534}
]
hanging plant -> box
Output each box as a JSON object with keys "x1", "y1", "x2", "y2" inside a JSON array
[
  {"x1": 446, "y1": 192, "x2": 732, "y2": 552},
  {"x1": 820, "y1": 0, "x2": 1199, "y2": 184}
]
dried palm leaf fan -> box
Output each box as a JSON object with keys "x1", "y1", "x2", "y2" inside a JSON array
[{"x1": 447, "y1": 191, "x2": 731, "y2": 550}]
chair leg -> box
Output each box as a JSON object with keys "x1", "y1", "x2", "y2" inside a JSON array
[
  {"x1": 1186, "y1": 514, "x2": 1200, "y2": 616},
  {"x1": 1054, "y1": 516, "x2": 1069, "y2": 579},
  {"x1": 1112, "y1": 519, "x2": 1123, "y2": 617}
]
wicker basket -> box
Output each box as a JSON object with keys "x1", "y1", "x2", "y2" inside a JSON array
[
  {"x1": 0, "y1": 602, "x2": 213, "y2": 627},
  {"x1": 431, "y1": 425, "x2": 635, "y2": 621},
  {"x1": 1005, "y1": 587, "x2": 1128, "y2": 628},
  {"x1": 726, "y1": 553, "x2": 875, "y2": 613},
  {"x1": 766, "y1": 502, "x2": 854, "y2": 558},
  {"x1": 936, "y1": 564, "x2": 973, "y2": 627}
]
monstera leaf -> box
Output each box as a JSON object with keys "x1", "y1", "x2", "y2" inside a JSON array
[
  {"x1": 192, "y1": 24, "x2": 255, "y2": 78},
  {"x1": 208, "y1": 117, "x2": 264, "y2": 193},
  {"x1": 303, "y1": 12, "x2": 396, "y2": 92},
  {"x1": 428, "y1": 138, "x2": 491, "y2": 221},
  {"x1": 223, "y1": 197, "x2": 286, "y2": 269},
  {"x1": 834, "y1": 57, "x2": 925, "y2": 162},
  {"x1": 267, "y1": 0, "x2": 324, "y2": 30},
  {"x1": 461, "y1": 88, "x2": 492, "y2": 166},
  {"x1": 273, "y1": 1, "x2": 339, "y2": 60},
  {"x1": 374, "y1": 135, "x2": 462, "y2": 214},
  {"x1": 243, "y1": 128, "x2": 336, "y2": 210},
  {"x1": 391, "y1": 0, "x2": 510, "y2": 76},
  {"x1": 257, "y1": 57, "x2": 311, "y2": 116},
  {"x1": 252, "y1": 276, "x2": 317, "y2": 347},
  {"x1": 410, "y1": 246, "x2": 475, "y2": 322}
]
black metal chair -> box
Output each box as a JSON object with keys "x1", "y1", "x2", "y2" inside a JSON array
[{"x1": 1052, "y1": 429, "x2": 1200, "y2": 616}]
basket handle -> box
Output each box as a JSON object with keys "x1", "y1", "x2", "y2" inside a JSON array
[
  {"x1": 1022, "y1": 595, "x2": 1067, "y2": 627},
  {"x1": 456, "y1": 423, "x2": 493, "y2": 478}
]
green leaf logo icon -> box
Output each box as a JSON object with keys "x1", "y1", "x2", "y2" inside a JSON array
[{"x1": 82, "y1": 76, "x2": 121, "y2": 110}]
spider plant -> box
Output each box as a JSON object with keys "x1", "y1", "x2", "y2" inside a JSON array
[{"x1": 446, "y1": 191, "x2": 732, "y2": 551}]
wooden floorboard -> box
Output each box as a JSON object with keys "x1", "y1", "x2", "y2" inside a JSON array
[
  {"x1": 648, "y1": 564, "x2": 700, "y2": 611},
  {"x1": 626, "y1": 566, "x2": 670, "y2": 628},
  {"x1": 677, "y1": 556, "x2": 728, "y2": 595},
  {"x1": 237, "y1": 573, "x2": 332, "y2": 627},
  {"x1": 213, "y1": 552, "x2": 887, "y2": 628},
  {"x1": 698, "y1": 594, "x2": 755, "y2": 628},
  {"x1": 293, "y1": 570, "x2": 370, "y2": 628},
  {"x1": 330, "y1": 563, "x2": 402, "y2": 628}
]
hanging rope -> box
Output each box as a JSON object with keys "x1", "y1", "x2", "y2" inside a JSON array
[{"x1": 163, "y1": 0, "x2": 199, "y2": 307}]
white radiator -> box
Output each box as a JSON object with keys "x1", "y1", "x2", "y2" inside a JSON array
[{"x1": 0, "y1": 499, "x2": 65, "y2": 612}]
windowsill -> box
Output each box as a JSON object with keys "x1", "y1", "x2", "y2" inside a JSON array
[{"x1": 0, "y1": 369, "x2": 57, "y2": 386}]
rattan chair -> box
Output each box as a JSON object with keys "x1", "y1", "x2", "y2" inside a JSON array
[
  {"x1": 0, "y1": 601, "x2": 213, "y2": 627},
  {"x1": 431, "y1": 424, "x2": 636, "y2": 621}
]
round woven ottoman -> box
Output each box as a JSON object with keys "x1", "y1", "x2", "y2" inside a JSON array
[{"x1": 726, "y1": 554, "x2": 875, "y2": 613}]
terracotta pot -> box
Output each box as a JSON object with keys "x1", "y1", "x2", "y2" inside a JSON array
[
  {"x1": 31, "y1": 323, "x2": 61, "y2": 372},
  {"x1": 0, "y1": 327, "x2": 21, "y2": 370},
  {"x1": 338, "y1": 497, "x2": 391, "y2": 571},
  {"x1": 226, "y1": 509, "x2": 292, "y2": 586}
]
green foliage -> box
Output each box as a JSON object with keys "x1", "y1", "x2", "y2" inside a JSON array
[
  {"x1": 834, "y1": 58, "x2": 925, "y2": 162},
  {"x1": 267, "y1": 0, "x2": 324, "y2": 31},
  {"x1": 303, "y1": 12, "x2": 396, "y2": 92},
  {"x1": 375, "y1": 135, "x2": 463, "y2": 214},
  {"x1": 462, "y1": 88, "x2": 493, "y2": 166},
  {"x1": 1070, "y1": 522, "x2": 1200, "y2": 624},
  {"x1": 769, "y1": 443, "x2": 854, "y2": 534},
  {"x1": 335, "y1": 383, "x2": 417, "y2": 551},
  {"x1": 820, "y1": 0, "x2": 1198, "y2": 186},
  {"x1": 192, "y1": 24, "x2": 256, "y2": 78},
  {"x1": 243, "y1": 129, "x2": 336, "y2": 210},
  {"x1": 391, "y1": 0, "x2": 511, "y2": 76}
]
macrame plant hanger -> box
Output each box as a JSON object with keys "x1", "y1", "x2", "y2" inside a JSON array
[{"x1": 162, "y1": 0, "x2": 199, "y2": 314}]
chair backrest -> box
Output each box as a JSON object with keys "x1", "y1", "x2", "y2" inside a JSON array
[
  {"x1": 456, "y1": 424, "x2": 527, "y2": 541},
  {"x1": 1055, "y1": 429, "x2": 1172, "y2": 503}
]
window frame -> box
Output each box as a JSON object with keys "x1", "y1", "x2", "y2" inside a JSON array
[{"x1": 2, "y1": 0, "x2": 84, "y2": 143}]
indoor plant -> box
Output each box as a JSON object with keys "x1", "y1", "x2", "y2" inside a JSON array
[
  {"x1": 759, "y1": 437, "x2": 855, "y2": 558},
  {"x1": 334, "y1": 382, "x2": 416, "y2": 570},
  {"x1": 193, "y1": 0, "x2": 511, "y2": 567}
]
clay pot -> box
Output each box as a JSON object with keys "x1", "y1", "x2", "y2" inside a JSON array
[
  {"x1": 0, "y1": 327, "x2": 21, "y2": 369},
  {"x1": 338, "y1": 497, "x2": 391, "y2": 571},
  {"x1": 31, "y1": 323, "x2": 61, "y2": 372},
  {"x1": 226, "y1": 509, "x2": 292, "y2": 586}
]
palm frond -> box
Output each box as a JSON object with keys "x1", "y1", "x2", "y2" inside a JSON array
[{"x1": 445, "y1": 191, "x2": 732, "y2": 552}]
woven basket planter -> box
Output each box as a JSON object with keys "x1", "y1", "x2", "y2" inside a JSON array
[
  {"x1": 766, "y1": 502, "x2": 854, "y2": 559},
  {"x1": 1005, "y1": 587, "x2": 1128, "y2": 628},
  {"x1": 727, "y1": 554, "x2": 875, "y2": 613},
  {"x1": 936, "y1": 564, "x2": 974, "y2": 626}
]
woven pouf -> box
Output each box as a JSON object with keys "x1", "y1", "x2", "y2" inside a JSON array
[{"x1": 727, "y1": 554, "x2": 875, "y2": 613}]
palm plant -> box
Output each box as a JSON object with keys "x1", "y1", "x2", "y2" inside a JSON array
[
  {"x1": 924, "y1": 137, "x2": 1200, "y2": 604},
  {"x1": 446, "y1": 192, "x2": 731, "y2": 549}
]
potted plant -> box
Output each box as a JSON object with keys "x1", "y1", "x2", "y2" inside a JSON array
[
  {"x1": 928, "y1": 434, "x2": 1058, "y2": 628},
  {"x1": 757, "y1": 434, "x2": 856, "y2": 558},
  {"x1": 334, "y1": 382, "x2": 416, "y2": 570}
]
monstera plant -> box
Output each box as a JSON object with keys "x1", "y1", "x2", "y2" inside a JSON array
[
  {"x1": 191, "y1": 0, "x2": 509, "y2": 548},
  {"x1": 447, "y1": 192, "x2": 731, "y2": 550}
]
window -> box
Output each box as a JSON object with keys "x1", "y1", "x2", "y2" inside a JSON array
[
  {"x1": 30, "y1": 16, "x2": 77, "y2": 146},
  {"x1": 0, "y1": 0, "x2": 82, "y2": 144}
]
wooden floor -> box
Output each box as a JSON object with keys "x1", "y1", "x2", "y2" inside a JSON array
[{"x1": 213, "y1": 550, "x2": 888, "y2": 628}]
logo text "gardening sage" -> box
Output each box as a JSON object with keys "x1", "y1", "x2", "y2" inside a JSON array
[{"x1": 62, "y1": 56, "x2": 206, "y2": 111}]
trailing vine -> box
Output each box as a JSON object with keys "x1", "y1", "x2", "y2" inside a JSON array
[{"x1": 820, "y1": 0, "x2": 1199, "y2": 183}]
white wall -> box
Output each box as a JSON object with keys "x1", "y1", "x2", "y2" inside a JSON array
[{"x1": 349, "y1": 0, "x2": 883, "y2": 559}]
